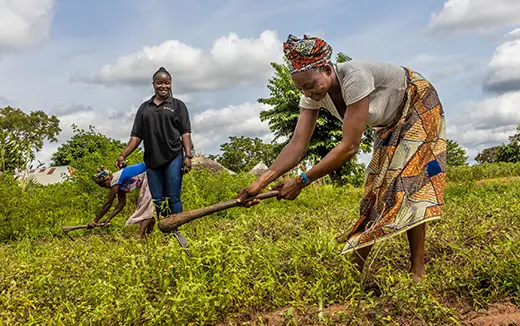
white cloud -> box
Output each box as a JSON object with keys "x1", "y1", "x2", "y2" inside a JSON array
[
  {"x1": 429, "y1": 62, "x2": 477, "y2": 83},
  {"x1": 0, "y1": 95, "x2": 13, "y2": 106},
  {"x1": 34, "y1": 143, "x2": 58, "y2": 167},
  {"x1": 34, "y1": 101, "x2": 275, "y2": 165},
  {"x1": 48, "y1": 94, "x2": 198, "y2": 144},
  {"x1": 410, "y1": 53, "x2": 440, "y2": 65},
  {"x1": 447, "y1": 91, "x2": 520, "y2": 159},
  {"x1": 33, "y1": 102, "x2": 139, "y2": 165},
  {"x1": 49, "y1": 103, "x2": 93, "y2": 117},
  {"x1": 80, "y1": 30, "x2": 283, "y2": 94},
  {"x1": 429, "y1": 0, "x2": 520, "y2": 33},
  {"x1": 484, "y1": 28, "x2": 520, "y2": 93},
  {"x1": 446, "y1": 27, "x2": 520, "y2": 161},
  {"x1": 407, "y1": 52, "x2": 481, "y2": 88},
  {"x1": 0, "y1": 0, "x2": 54, "y2": 52},
  {"x1": 190, "y1": 102, "x2": 273, "y2": 155},
  {"x1": 56, "y1": 105, "x2": 137, "y2": 142}
]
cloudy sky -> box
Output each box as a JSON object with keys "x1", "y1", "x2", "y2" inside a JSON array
[{"x1": 1, "y1": 0, "x2": 520, "y2": 166}]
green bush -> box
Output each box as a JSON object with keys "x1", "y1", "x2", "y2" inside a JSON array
[
  {"x1": 447, "y1": 162, "x2": 520, "y2": 183},
  {"x1": 0, "y1": 173, "x2": 111, "y2": 241}
]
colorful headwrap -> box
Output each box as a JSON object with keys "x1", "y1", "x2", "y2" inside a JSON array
[
  {"x1": 92, "y1": 166, "x2": 112, "y2": 186},
  {"x1": 283, "y1": 34, "x2": 333, "y2": 73}
]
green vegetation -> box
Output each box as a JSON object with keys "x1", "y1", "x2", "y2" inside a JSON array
[
  {"x1": 476, "y1": 125, "x2": 520, "y2": 164},
  {"x1": 51, "y1": 124, "x2": 139, "y2": 167},
  {"x1": 446, "y1": 139, "x2": 468, "y2": 167},
  {"x1": 447, "y1": 162, "x2": 520, "y2": 183},
  {"x1": 1, "y1": 163, "x2": 519, "y2": 325},
  {"x1": 2, "y1": 101, "x2": 520, "y2": 324},
  {"x1": 0, "y1": 106, "x2": 60, "y2": 172},
  {"x1": 208, "y1": 136, "x2": 276, "y2": 173}
]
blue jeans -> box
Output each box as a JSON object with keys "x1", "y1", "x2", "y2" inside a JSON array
[{"x1": 146, "y1": 153, "x2": 184, "y2": 219}]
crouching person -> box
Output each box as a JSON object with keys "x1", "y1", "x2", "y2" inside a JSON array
[{"x1": 89, "y1": 162, "x2": 155, "y2": 238}]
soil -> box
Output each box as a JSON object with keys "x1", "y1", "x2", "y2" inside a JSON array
[
  {"x1": 217, "y1": 301, "x2": 520, "y2": 326},
  {"x1": 217, "y1": 303, "x2": 353, "y2": 326},
  {"x1": 461, "y1": 302, "x2": 520, "y2": 326}
]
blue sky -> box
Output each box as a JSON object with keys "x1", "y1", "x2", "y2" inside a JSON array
[{"x1": 1, "y1": 0, "x2": 520, "y2": 166}]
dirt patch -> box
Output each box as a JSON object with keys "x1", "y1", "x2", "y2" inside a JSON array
[
  {"x1": 217, "y1": 301, "x2": 428, "y2": 326},
  {"x1": 219, "y1": 301, "x2": 520, "y2": 326},
  {"x1": 461, "y1": 302, "x2": 520, "y2": 326},
  {"x1": 217, "y1": 303, "x2": 353, "y2": 326}
]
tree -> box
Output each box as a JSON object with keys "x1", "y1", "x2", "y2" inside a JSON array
[
  {"x1": 446, "y1": 139, "x2": 468, "y2": 167},
  {"x1": 508, "y1": 125, "x2": 520, "y2": 143},
  {"x1": 51, "y1": 124, "x2": 142, "y2": 168},
  {"x1": 475, "y1": 146, "x2": 501, "y2": 164},
  {"x1": 50, "y1": 125, "x2": 144, "y2": 192},
  {"x1": 257, "y1": 53, "x2": 374, "y2": 186},
  {"x1": 0, "y1": 106, "x2": 60, "y2": 171},
  {"x1": 0, "y1": 130, "x2": 25, "y2": 172},
  {"x1": 474, "y1": 144, "x2": 520, "y2": 164},
  {"x1": 209, "y1": 136, "x2": 275, "y2": 173},
  {"x1": 475, "y1": 125, "x2": 520, "y2": 164},
  {"x1": 496, "y1": 142, "x2": 520, "y2": 163}
]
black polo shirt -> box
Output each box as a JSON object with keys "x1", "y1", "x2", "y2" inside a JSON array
[{"x1": 131, "y1": 95, "x2": 191, "y2": 169}]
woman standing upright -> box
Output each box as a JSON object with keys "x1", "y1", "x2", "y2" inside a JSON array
[
  {"x1": 116, "y1": 67, "x2": 194, "y2": 246},
  {"x1": 238, "y1": 35, "x2": 446, "y2": 281}
]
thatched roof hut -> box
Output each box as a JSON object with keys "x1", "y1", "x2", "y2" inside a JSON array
[
  {"x1": 191, "y1": 155, "x2": 235, "y2": 174},
  {"x1": 249, "y1": 161, "x2": 268, "y2": 177}
]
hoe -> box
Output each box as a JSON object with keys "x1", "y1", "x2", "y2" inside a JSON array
[
  {"x1": 158, "y1": 190, "x2": 279, "y2": 233},
  {"x1": 62, "y1": 190, "x2": 279, "y2": 250}
]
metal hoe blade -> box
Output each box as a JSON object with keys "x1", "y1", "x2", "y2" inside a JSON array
[{"x1": 173, "y1": 228, "x2": 192, "y2": 258}]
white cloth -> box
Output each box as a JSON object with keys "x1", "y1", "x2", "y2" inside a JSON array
[
  {"x1": 299, "y1": 60, "x2": 407, "y2": 127},
  {"x1": 125, "y1": 174, "x2": 155, "y2": 225}
]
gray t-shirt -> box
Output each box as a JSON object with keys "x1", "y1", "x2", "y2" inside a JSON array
[{"x1": 299, "y1": 60, "x2": 407, "y2": 127}]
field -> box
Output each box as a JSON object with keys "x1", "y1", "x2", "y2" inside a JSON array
[{"x1": 1, "y1": 163, "x2": 520, "y2": 325}]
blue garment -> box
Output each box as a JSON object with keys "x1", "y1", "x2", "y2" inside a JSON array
[
  {"x1": 110, "y1": 162, "x2": 146, "y2": 191},
  {"x1": 146, "y1": 153, "x2": 184, "y2": 218}
]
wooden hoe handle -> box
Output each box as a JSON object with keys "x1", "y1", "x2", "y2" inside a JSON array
[
  {"x1": 62, "y1": 224, "x2": 109, "y2": 233},
  {"x1": 62, "y1": 224, "x2": 89, "y2": 232},
  {"x1": 158, "y1": 190, "x2": 279, "y2": 233}
]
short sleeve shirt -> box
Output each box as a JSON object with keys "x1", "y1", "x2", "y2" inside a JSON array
[
  {"x1": 131, "y1": 96, "x2": 191, "y2": 168},
  {"x1": 110, "y1": 162, "x2": 146, "y2": 192},
  {"x1": 299, "y1": 60, "x2": 407, "y2": 127}
]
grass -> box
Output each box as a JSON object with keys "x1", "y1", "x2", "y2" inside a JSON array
[
  {"x1": 0, "y1": 166, "x2": 519, "y2": 325},
  {"x1": 446, "y1": 162, "x2": 520, "y2": 183}
]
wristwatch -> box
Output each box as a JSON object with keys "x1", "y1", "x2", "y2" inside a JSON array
[{"x1": 186, "y1": 153, "x2": 194, "y2": 159}]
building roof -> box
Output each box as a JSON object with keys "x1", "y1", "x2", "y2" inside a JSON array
[
  {"x1": 15, "y1": 166, "x2": 74, "y2": 185},
  {"x1": 249, "y1": 161, "x2": 268, "y2": 177},
  {"x1": 191, "y1": 155, "x2": 235, "y2": 174}
]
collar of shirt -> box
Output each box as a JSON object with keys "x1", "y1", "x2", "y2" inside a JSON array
[{"x1": 148, "y1": 95, "x2": 174, "y2": 107}]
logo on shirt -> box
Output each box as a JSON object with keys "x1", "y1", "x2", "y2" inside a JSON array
[{"x1": 163, "y1": 106, "x2": 175, "y2": 113}]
